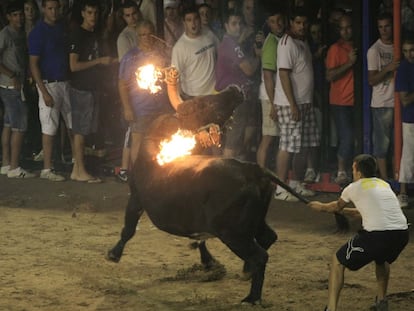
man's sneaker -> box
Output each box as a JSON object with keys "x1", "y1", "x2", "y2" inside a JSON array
[
  {"x1": 274, "y1": 190, "x2": 299, "y2": 202},
  {"x1": 369, "y1": 297, "x2": 388, "y2": 311},
  {"x1": 295, "y1": 183, "x2": 315, "y2": 197},
  {"x1": 40, "y1": 169, "x2": 65, "y2": 181},
  {"x1": 1, "y1": 165, "x2": 10, "y2": 175},
  {"x1": 117, "y1": 169, "x2": 128, "y2": 182},
  {"x1": 304, "y1": 168, "x2": 317, "y2": 183},
  {"x1": 7, "y1": 167, "x2": 36, "y2": 178},
  {"x1": 335, "y1": 171, "x2": 349, "y2": 185},
  {"x1": 398, "y1": 194, "x2": 409, "y2": 208},
  {"x1": 33, "y1": 149, "x2": 44, "y2": 161}
]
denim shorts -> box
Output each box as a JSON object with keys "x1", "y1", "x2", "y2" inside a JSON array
[
  {"x1": 70, "y1": 87, "x2": 99, "y2": 136},
  {"x1": 0, "y1": 88, "x2": 27, "y2": 131},
  {"x1": 331, "y1": 105, "x2": 354, "y2": 160},
  {"x1": 372, "y1": 107, "x2": 394, "y2": 158}
]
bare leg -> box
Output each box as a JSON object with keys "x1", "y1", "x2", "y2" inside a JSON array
[
  {"x1": 121, "y1": 147, "x2": 131, "y2": 169},
  {"x1": 256, "y1": 135, "x2": 275, "y2": 168},
  {"x1": 1, "y1": 126, "x2": 11, "y2": 166},
  {"x1": 327, "y1": 254, "x2": 345, "y2": 311},
  {"x1": 375, "y1": 262, "x2": 390, "y2": 301},
  {"x1": 42, "y1": 133, "x2": 54, "y2": 170},
  {"x1": 276, "y1": 149, "x2": 291, "y2": 183},
  {"x1": 292, "y1": 149, "x2": 307, "y2": 181},
  {"x1": 10, "y1": 131, "x2": 24, "y2": 169},
  {"x1": 71, "y1": 133, "x2": 94, "y2": 180}
]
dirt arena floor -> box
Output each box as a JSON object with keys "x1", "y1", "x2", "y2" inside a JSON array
[{"x1": 0, "y1": 175, "x2": 413, "y2": 311}]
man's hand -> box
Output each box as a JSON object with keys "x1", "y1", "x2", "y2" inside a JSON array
[
  {"x1": 270, "y1": 105, "x2": 278, "y2": 121},
  {"x1": 349, "y1": 48, "x2": 357, "y2": 65},
  {"x1": 43, "y1": 91, "x2": 54, "y2": 107},
  {"x1": 290, "y1": 103, "x2": 300, "y2": 121},
  {"x1": 384, "y1": 59, "x2": 400, "y2": 73}
]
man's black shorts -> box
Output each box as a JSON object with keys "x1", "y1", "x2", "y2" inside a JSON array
[{"x1": 336, "y1": 229, "x2": 409, "y2": 271}]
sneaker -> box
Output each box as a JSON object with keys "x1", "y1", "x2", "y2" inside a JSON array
[
  {"x1": 369, "y1": 297, "x2": 388, "y2": 311},
  {"x1": 274, "y1": 190, "x2": 299, "y2": 202},
  {"x1": 304, "y1": 168, "x2": 317, "y2": 183},
  {"x1": 7, "y1": 167, "x2": 36, "y2": 178},
  {"x1": 117, "y1": 169, "x2": 128, "y2": 182},
  {"x1": 33, "y1": 149, "x2": 44, "y2": 162},
  {"x1": 1, "y1": 165, "x2": 10, "y2": 175},
  {"x1": 334, "y1": 171, "x2": 349, "y2": 185},
  {"x1": 398, "y1": 194, "x2": 409, "y2": 208},
  {"x1": 40, "y1": 169, "x2": 65, "y2": 181},
  {"x1": 295, "y1": 183, "x2": 315, "y2": 197}
]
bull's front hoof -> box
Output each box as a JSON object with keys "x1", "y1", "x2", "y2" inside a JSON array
[
  {"x1": 106, "y1": 242, "x2": 125, "y2": 263},
  {"x1": 241, "y1": 296, "x2": 262, "y2": 306},
  {"x1": 106, "y1": 249, "x2": 121, "y2": 263}
]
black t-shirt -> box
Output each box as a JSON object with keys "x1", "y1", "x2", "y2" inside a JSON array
[{"x1": 69, "y1": 26, "x2": 104, "y2": 91}]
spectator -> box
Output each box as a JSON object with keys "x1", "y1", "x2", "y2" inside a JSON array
[
  {"x1": 395, "y1": 37, "x2": 414, "y2": 208},
  {"x1": 0, "y1": 2, "x2": 35, "y2": 178},
  {"x1": 68, "y1": 0, "x2": 117, "y2": 183},
  {"x1": 308, "y1": 154, "x2": 409, "y2": 311},
  {"x1": 367, "y1": 12, "x2": 399, "y2": 181},
  {"x1": 215, "y1": 8, "x2": 261, "y2": 159},
  {"x1": 24, "y1": 0, "x2": 40, "y2": 38},
  {"x1": 171, "y1": 6, "x2": 218, "y2": 98},
  {"x1": 326, "y1": 14, "x2": 357, "y2": 185},
  {"x1": 118, "y1": 20, "x2": 173, "y2": 166},
  {"x1": 116, "y1": 0, "x2": 141, "y2": 183},
  {"x1": 273, "y1": 8, "x2": 319, "y2": 201},
  {"x1": 163, "y1": 0, "x2": 183, "y2": 50},
  {"x1": 256, "y1": 9, "x2": 285, "y2": 168},
  {"x1": 29, "y1": 0, "x2": 73, "y2": 181}
]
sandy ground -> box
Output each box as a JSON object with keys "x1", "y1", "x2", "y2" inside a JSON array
[{"x1": 0, "y1": 175, "x2": 413, "y2": 311}]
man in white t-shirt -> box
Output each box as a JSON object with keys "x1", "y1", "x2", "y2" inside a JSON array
[
  {"x1": 171, "y1": 6, "x2": 218, "y2": 97},
  {"x1": 309, "y1": 154, "x2": 409, "y2": 311},
  {"x1": 273, "y1": 8, "x2": 319, "y2": 201},
  {"x1": 367, "y1": 12, "x2": 400, "y2": 181}
]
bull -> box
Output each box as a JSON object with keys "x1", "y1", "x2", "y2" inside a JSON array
[{"x1": 107, "y1": 74, "x2": 306, "y2": 305}]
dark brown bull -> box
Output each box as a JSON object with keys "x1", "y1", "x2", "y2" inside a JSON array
[{"x1": 107, "y1": 86, "x2": 305, "y2": 305}]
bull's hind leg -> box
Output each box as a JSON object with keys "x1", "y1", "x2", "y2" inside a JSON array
[
  {"x1": 243, "y1": 223, "x2": 277, "y2": 279},
  {"x1": 220, "y1": 235, "x2": 268, "y2": 305},
  {"x1": 107, "y1": 192, "x2": 144, "y2": 262}
]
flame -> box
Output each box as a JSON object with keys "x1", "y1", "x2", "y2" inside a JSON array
[
  {"x1": 156, "y1": 129, "x2": 196, "y2": 166},
  {"x1": 135, "y1": 64, "x2": 162, "y2": 94}
]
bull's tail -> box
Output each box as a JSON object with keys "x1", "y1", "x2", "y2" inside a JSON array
[
  {"x1": 263, "y1": 167, "x2": 350, "y2": 232},
  {"x1": 263, "y1": 168, "x2": 310, "y2": 204}
]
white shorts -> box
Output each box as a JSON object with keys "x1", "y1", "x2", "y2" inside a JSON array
[
  {"x1": 399, "y1": 122, "x2": 414, "y2": 183},
  {"x1": 260, "y1": 99, "x2": 279, "y2": 136},
  {"x1": 37, "y1": 81, "x2": 72, "y2": 136}
]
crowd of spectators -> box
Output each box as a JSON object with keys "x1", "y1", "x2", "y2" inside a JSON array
[{"x1": 0, "y1": 0, "x2": 413, "y2": 206}]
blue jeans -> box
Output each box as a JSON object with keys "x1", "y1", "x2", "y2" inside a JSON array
[{"x1": 331, "y1": 105, "x2": 354, "y2": 161}]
